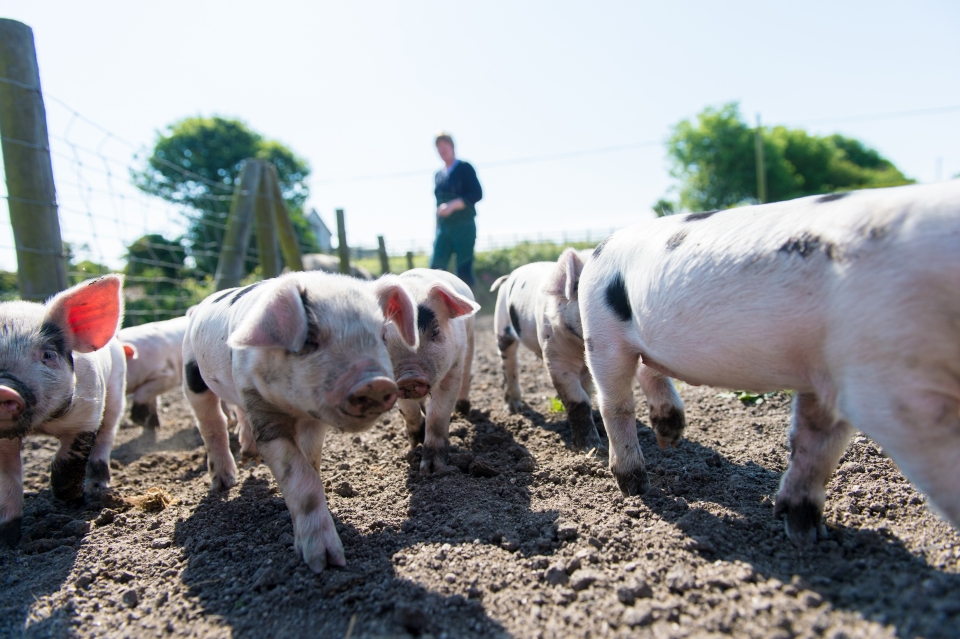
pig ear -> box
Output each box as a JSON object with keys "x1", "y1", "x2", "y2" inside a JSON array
[
  {"x1": 122, "y1": 344, "x2": 138, "y2": 360},
  {"x1": 227, "y1": 280, "x2": 307, "y2": 352},
  {"x1": 44, "y1": 275, "x2": 124, "y2": 353},
  {"x1": 428, "y1": 283, "x2": 480, "y2": 319},
  {"x1": 543, "y1": 248, "x2": 585, "y2": 301},
  {"x1": 374, "y1": 278, "x2": 419, "y2": 350}
]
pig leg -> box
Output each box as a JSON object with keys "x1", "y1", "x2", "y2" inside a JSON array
[
  {"x1": 420, "y1": 367, "x2": 462, "y2": 475},
  {"x1": 51, "y1": 430, "x2": 96, "y2": 503},
  {"x1": 588, "y1": 336, "x2": 649, "y2": 496},
  {"x1": 130, "y1": 382, "x2": 164, "y2": 428},
  {"x1": 189, "y1": 389, "x2": 237, "y2": 492},
  {"x1": 235, "y1": 407, "x2": 260, "y2": 465},
  {"x1": 637, "y1": 364, "x2": 687, "y2": 449},
  {"x1": 774, "y1": 393, "x2": 853, "y2": 545},
  {"x1": 840, "y1": 383, "x2": 960, "y2": 533},
  {"x1": 0, "y1": 438, "x2": 23, "y2": 546},
  {"x1": 398, "y1": 398, "x2": 426, "y2": 449},
  {"x1": 85, "y1": 382, "x2": 124, "y2": 496},
  {"x1": 252, "y1": 415, "x2": 343, "y2": 572},
  {"x1": 545, "y1": 346, "x2": 601, "y2": 452},
  {"x1": 455, "y1": 320, "x2": 475, "y2": 415},
  {"x1": 498, "y1": 333, "x2": 523, "y2": 414}
]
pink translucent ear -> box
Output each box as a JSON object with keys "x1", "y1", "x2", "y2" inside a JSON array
[
  {"x1": 122, "y1": 344, "x2": 138, "y2": 360},
  {"x1": 374, "y1": 278, "x2": 419, "y2": 350},
  {"x1": 543, "y1": 248, "x2": 585, "y2": 301},
  {"x1": 45, "y1": 275, "x2": 124, "y2": 353},
  {"x1": 429, "y1": 283, "x2": 480, "y2": 319},
  {"x1": 227, "y1": 280, "x2": 307, "y2": 352}
]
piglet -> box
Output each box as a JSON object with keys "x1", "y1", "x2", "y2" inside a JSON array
[
  {"x1": 580, "y1": 181, "x2": 960, "y2": 545},
  {"x1": 0, "y1": 275, "x2": 126, "y2": 546},
  {"x1": 491, "y1": 249, "x2": 610, "y2": 451},
  {"x1": 118, "y1": 315, "x2": 189, "y2": 428},
  {"x1": 182, "y1": 272, "x2": 418, "y2": 572},
  {"x1": 383, "y1": 269, "x2": 479, "y2": 474}
]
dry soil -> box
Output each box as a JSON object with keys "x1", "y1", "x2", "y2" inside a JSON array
[{"x1": 2, "y1": 316, "x2": 959, "y2": 638}]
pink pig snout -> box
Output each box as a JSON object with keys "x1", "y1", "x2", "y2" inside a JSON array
[
  {"x1": 397, "y1": 377, "x2": 430, "y2": 400},
  {"x1": 0, "y1": 385, "x2": 26, "y2": 420},
  {"x1": 342, "y1": 376, "x2": 398, "y2": 418}
]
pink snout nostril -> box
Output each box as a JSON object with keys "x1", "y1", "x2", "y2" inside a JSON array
[
  {"x1": 345, "y1": 377, "x2": 399, "y2": 417},
  {"x1": 0, "y1": 385, "x2": 26, "y2": 419}
]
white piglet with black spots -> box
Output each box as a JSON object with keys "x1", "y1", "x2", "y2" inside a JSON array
[
  {"x1": 383, "y1": 269, "x2": 479, "y2": 474},
  {"x1": 182, "y1": 272, "x2": 418, "y2": 572},
  {"x1": 119, "y1": 315, "x2": 190, "y2": 428},
  {"x1": 490, "y1": 249, "x2": 636, "y2": 452},
  {"x1": 0, "y1": 275, "x2": 126, "y2": 546},
  {"x1": 580, "y1": 181, "x2": 960, "y2": 545}
]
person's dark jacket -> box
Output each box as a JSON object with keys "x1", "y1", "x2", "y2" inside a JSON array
[{"x1": 434, "y1": 161, "x2": 482, "y2": 226}]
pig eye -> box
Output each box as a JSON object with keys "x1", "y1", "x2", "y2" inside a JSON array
[
  {"x1": 430, "y1": 326, "x2": 441, "y2": 341},
  {"x1": 41, "y1": 349, "x2": 58, "y2": 363}
]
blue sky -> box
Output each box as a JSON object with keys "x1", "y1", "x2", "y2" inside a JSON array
[{"x1": 1, "y1": 1, "x2": 958, "y2": 270}]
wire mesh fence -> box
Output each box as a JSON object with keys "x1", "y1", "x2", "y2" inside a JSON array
[{"x1": 0, "y1": 77, "x2": 619, "y2": 324}]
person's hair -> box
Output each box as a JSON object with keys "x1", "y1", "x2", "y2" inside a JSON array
[{"x1": 435, "y1": 132, "x2": 454, "y2": 148}]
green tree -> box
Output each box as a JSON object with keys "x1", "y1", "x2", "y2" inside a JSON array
[
  {"x1": 660, "y1": 103, "x2": 913, "y2": 212},
  {"x1": 131, "y1": 116, "x2": 317, "y2": 274}
]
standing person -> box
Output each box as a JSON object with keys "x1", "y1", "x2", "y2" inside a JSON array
[{"x1": 431, "y1": 132, "x2": 483, "y2": 288}]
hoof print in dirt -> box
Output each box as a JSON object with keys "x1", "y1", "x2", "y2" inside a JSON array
[
  {"x1": 775, "y1": 497, "x2": 826, "y2": 546},
  {"x1": 613, "y1": 465, "x2": 650, "y2": 497}
]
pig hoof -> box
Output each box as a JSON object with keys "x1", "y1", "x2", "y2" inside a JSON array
[
  {"x1": 505, "y1": 399, "x2": 523, "y2": 414},
  {"x1": 240, "y1": 451, "x2": 262, "y2": 467},
  {"x1": 83, "y1": 460, "x2": 111, "y2": 497},
  {"x1": 455, "y1": 399, "x2": 471, "y2": 415},
  {"x1": 572, "y1": 427, "x2": 602, "y2": 453},
  {"x1": 210, "y1": 472, "x2": 237, "y2": 492},
  {"x1": 774, "y1": 497, "x2": 825, "y2": 546},
  {"x1": 295, "y1": 508, "x2": 346, "y2": 573},
  {"x1": 0, "y1": 517, "x2": 22, "y2": 548},
  {"x1": 419, "y1": 444, "x2": 450, "y2": 475},
  {"x1": 651, "y1": 406, "x2": 686, "y2": 450},
  {"x1": 613, "y1": 465, "x2": 650, "y2": 497},
  {"x1": 130, "y1": 402, "x2": 152, "y2": 426}
]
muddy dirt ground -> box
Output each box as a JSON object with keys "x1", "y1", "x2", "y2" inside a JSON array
[{"x1": 2, "y1": 316, "x2": 959, "y2": 638}]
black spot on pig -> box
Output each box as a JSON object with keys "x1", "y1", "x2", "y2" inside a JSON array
[
  {"x1": 509, "y1": 305, "x2": 522, "y2": 338},
  {"x1": 650, "y1": 405, "x2": 687, "y2": 448},
  {"x1": 816, "y1": 192, "x2": 849, "y2": 203},
  {"x1": 51, "y1": 430, "x2": 96, "y2": 502},
  {"x1": 230, "y1": 281, "x2": 264, "y2": 305},
  {"x1": 212, "y1": 289, "x2": 236, "y2": 304},
  {"x1": 39, "y1": 321, "x2": 72, "y2": 368},
  {"x1": 604, "y1": 273, "x2": 631, "y2": 322},
  {"x1": 497, "y1": 329, "x2": 518, "y2": 352},
  {"x1": 130, "y1": 402, "x2": 155, "y2": 427},
  {"x1": 666, "y1": 230, "x2": 688, "y2": 251},
  {"x1": 417, "y1": 304, "x2": 437, "y2": 334},
  {"x1": 593, "y1": 235, "x2": 612, "y2": 258},
  {"x1": 685, "y1": 210, "x2": 718, "y2": 221},
  {"x1": 184, "y1": 360, "x2": 208, "y2": 394},
  {"x1": 779, "y1": 233, "x2": 835, "y2": 260}
]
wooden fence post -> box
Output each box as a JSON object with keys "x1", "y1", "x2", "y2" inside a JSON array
[
  {"x1": 405, "y1": 251, "x2": 414, "y2": 271},
  {"x1": 377, "y1": 236, "x2": 389, "y2": 275},
  {"x1": 336, "y1": 208, "x2": 350, "y2": 275},
  {"x1": 0, "y1": 19, "x2": 67, "y2": 300},
  {"x1": 214, "y1": 160, "x2": 261, "y2": 291},
  {"x1": 253, "y1": 160, "x2": 280, "y2": 279},
  {"x1": 266, "y1": 164, "x2": 303, "y2": 272}
]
